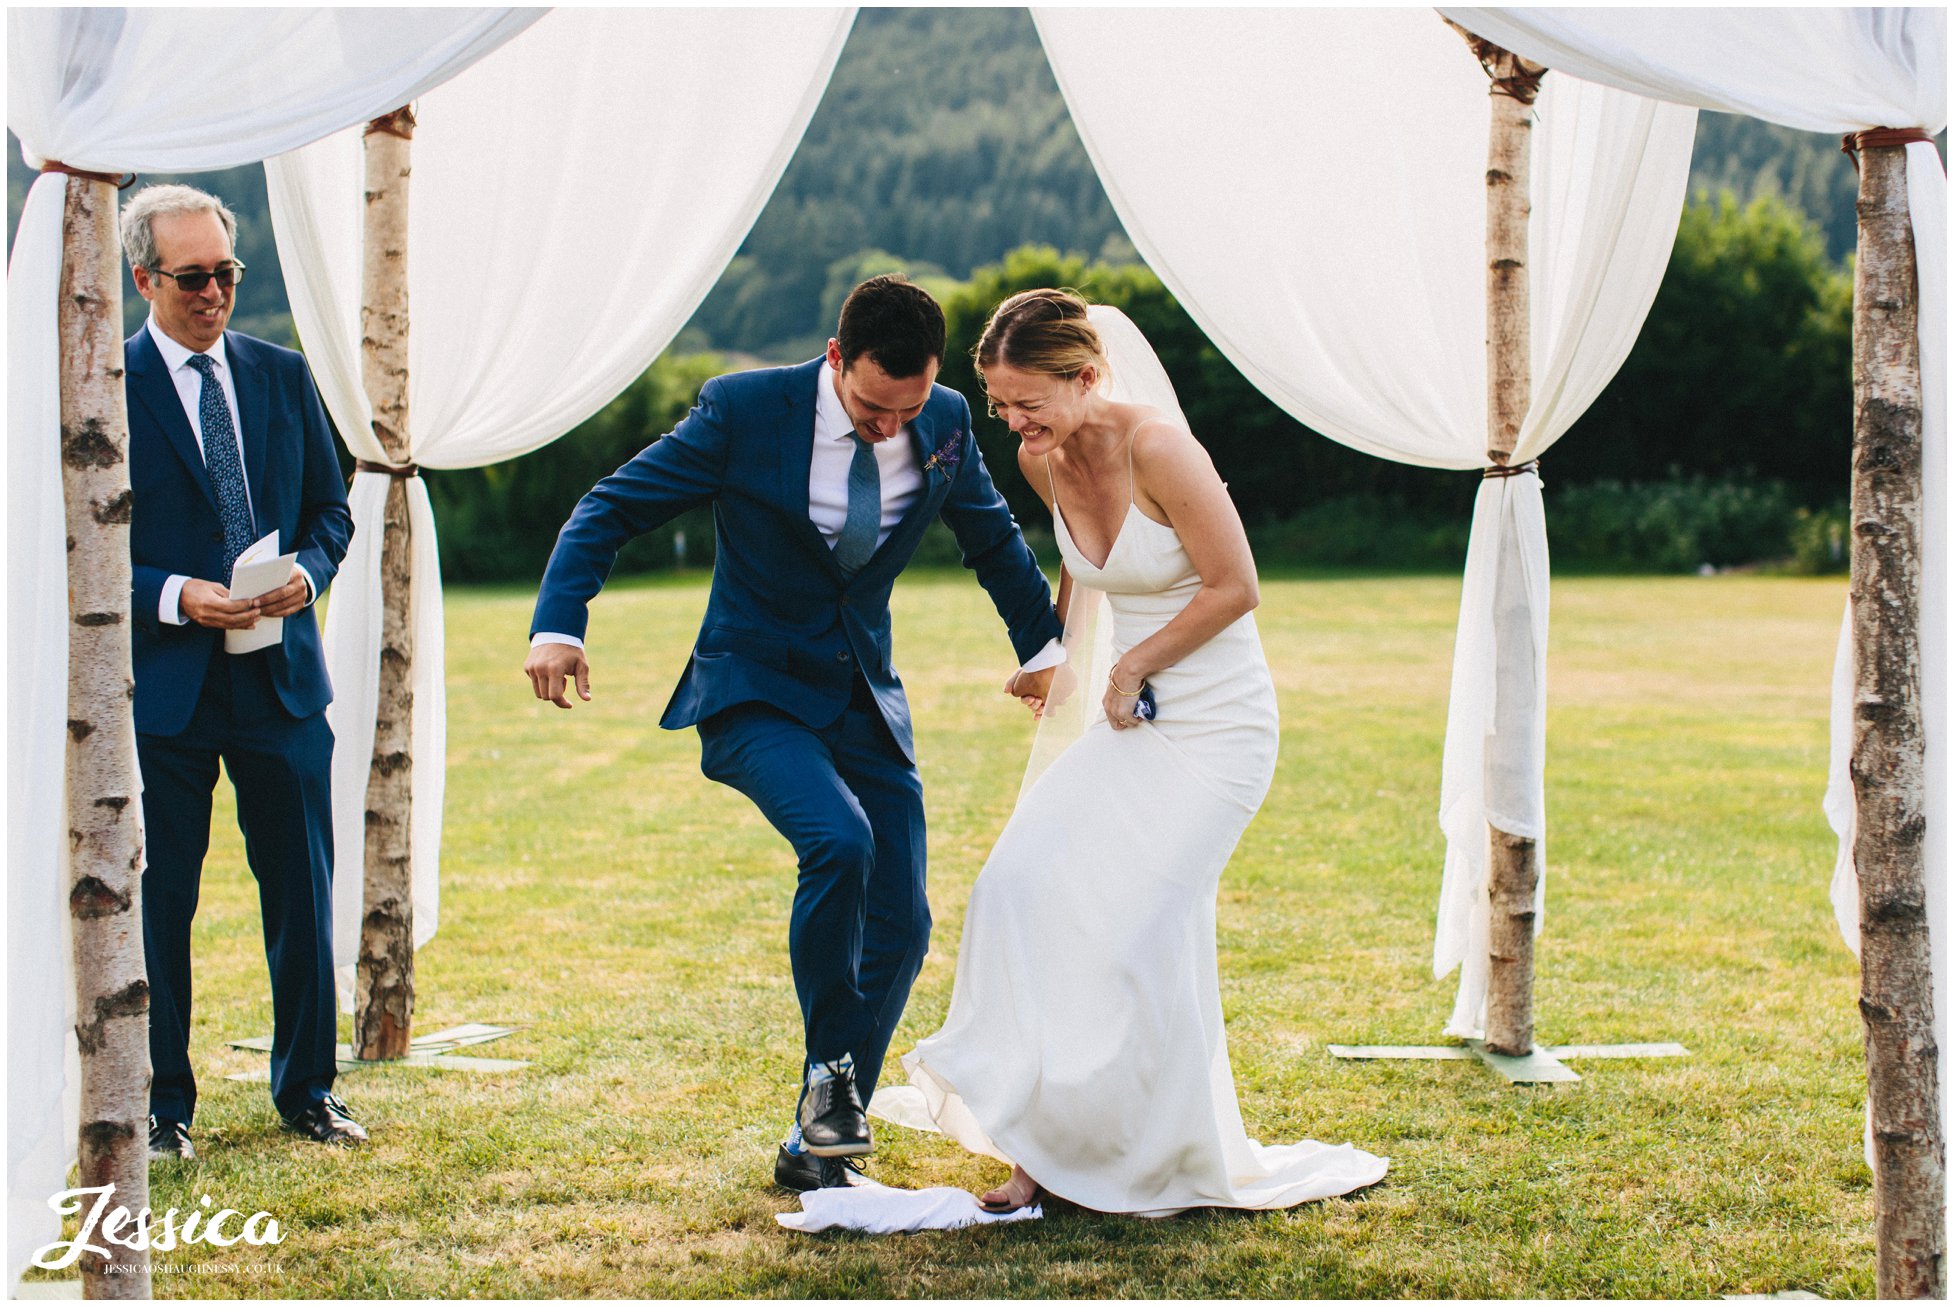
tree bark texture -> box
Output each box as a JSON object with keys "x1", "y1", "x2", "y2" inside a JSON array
[
  {"x1": 354, "y1": 110, "x2": 416, "y2": 1061},
  {"x1": 1478, "y1": 62, "x2": 1541, "y2": 467},
  {"x1": 60, "y1": 173, "x2": 151, "y2": 1298},
  {"x1": 1483, "y1": 832, "x2": 1538, "y2": 1056},
  {"x1": 1848, "y1": 140, "x2": 1944, "y2": 1300},
  {"x1": 1452, "y1": 21, "x2": 1548, "y2": 1057}
]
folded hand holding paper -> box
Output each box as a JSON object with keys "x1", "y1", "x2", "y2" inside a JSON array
[{"x1": 225, "y1": 531, "x2": 298, "y2": 655}]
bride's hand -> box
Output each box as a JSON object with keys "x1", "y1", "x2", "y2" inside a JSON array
[
  {"x1": 1103, "y1": 681, "x2": 1142, "y2": 730},
  {"x1": 1104, "y1": 662, "x2": 1145, "y2": 730}
]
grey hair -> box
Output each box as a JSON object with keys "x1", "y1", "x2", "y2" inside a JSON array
[{"x1": 120, "y1": 184, "x2": 237, "y2": 271}]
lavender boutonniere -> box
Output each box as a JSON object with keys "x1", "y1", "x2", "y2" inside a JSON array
[{"x1": 923, "y1": 429, "x2": 962, "y2": 479}]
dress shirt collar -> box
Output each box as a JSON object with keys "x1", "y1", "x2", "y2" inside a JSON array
[
  {"x1": 815, "y1": 359, "x2": 856, "y2": 443},
  {"x1": 146, "y1": 314, "x2": 229, "y2": 375}
]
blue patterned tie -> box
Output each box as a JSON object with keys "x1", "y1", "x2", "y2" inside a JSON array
[
  {"x1": 833, "y1": 434, "x2": 881, "y2": 576},
  {"x1": 187, "y1": 353, "x2": 255, "y2": 581}
]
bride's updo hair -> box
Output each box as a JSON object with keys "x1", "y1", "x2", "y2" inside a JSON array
[{"x1": 974, "y1": 288, "x2": 1110, "y2": 389}]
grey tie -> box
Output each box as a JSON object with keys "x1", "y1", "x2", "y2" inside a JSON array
[
  {"x1": 833, "y1": 433, "x2": 881, "y2": 576},
  {"x1": 187, "y1": 353, "x2": 255, "y2": 581}
]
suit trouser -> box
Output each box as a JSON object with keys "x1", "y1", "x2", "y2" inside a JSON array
[
  {"x1": 137, "y1": 651, "x2": 338, "y2": 1124},
  {"x1": 697, "y1": 682, "x2": 930, "y2": 1108}
]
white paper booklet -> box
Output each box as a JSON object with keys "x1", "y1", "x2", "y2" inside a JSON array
[{"x1": 225, "y1": 531, "x2": 298, "y2": 655}]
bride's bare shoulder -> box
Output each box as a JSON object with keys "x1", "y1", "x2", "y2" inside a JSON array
[
  {"x1": 1126, "y1": 408, "x2": 1211, "y2": 470},
  {"x1": 1123, "y1": 410, "x2": 1218, "y2": 521}
]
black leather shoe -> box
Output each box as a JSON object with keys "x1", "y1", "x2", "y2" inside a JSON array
[
  {"x1": 774, "y1": 1145, "x2": 866, "y2": 1192},
  {"x1": 280, "y1": 1092, "x2": 369, "y2": 1146},
  {"x1": 797, "y1": 1062, "x2": 871, "y2": 1157},
  {"x1": 148, "y1": 1115, "x2": 195, "y2": 1162}
]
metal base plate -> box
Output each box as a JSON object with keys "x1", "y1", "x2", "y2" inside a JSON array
[
  {"x1": 1328, "y1": 1038, "x2": 1689, "y2": 1085},
  {"x1": 225, "y1": 1022, "x2": 527, "y2": 1081},
  {"x1": 1468, "y1": 1041, "x2": 1582, "y2": 1084},
  {"x1": 11, "y1": 1282, "x2": 82, "y2": 1299}
]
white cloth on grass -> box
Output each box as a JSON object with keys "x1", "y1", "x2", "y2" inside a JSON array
[{"x1": 777, "y1": 1176, "x2": 1042, "y2": 1234}]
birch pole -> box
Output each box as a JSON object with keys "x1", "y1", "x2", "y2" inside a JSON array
[
  {"x1": 1845, "y1": 131, "x2": 1943, "y2": 1300},
  {"x1": 58, "y1": 169, "x2": 151, "y2": 1298},
  {"x1": 354, "y1": 107, "x2": 417, "y2": 1060},
  {"x1": 1448, "y1": 21, "x2": 1548, "y2": 1058}
]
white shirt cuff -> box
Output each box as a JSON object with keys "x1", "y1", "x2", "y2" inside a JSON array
[
  {"x1": 1018, "y1": 638, "x2": 1067, "y2": 674},
  {"x1": 531, "y1": 632, "x2": 585, "y2": 650},
  {"x1": 161, "y1": 574, "x2": 191, "y2": 626},
  {"x1": 295, "y1": 565, "x2": 318, "y2": 606}
]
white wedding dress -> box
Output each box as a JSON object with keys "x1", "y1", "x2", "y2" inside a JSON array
[
  {"x1": 897, "y1": 463, "x2": 1389, "y2": 1217},
  {"x1": 777, "y1": 308, "x2": 1385, "y2": 1233}
]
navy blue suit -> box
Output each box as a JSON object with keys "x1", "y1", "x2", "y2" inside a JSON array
[
  {"x1": 532, "y1": 358, "x2": 1060, "y2": 1103},
  {"x1": 125, "y1": 325, "x2": 354, "y2": 1125}
]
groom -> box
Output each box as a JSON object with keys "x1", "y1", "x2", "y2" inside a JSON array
[{"x1": 526, "y1": 276, "x2": 1062, "y2": 1190}]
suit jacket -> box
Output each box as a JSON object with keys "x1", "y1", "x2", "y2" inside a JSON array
[
  {"x1": 531, "y1": 357, "x2": 1061, "y2": 763},
  {"x1": 125, "y1": 326, "x2": 355, "y2": 737}
]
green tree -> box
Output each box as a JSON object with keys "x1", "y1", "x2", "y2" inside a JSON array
[
  {"x1": 817, "y1": 249, "x2": 957, "y2": 337},
  {"x1": 1555, "y1": 190, "x2": 1854, "y2": 504},
  {"x1": 1688, "y1": 112, "x2": 1863, "y2": 260}
]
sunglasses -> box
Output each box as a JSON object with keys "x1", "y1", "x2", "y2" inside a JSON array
[{"x1": 151, "y1": 260, "x2": 246, "y2": 293}]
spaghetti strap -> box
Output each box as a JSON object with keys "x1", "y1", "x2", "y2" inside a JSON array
[
  {"x1": 1044, "y1": 452, "x2": 1061, "y2": 517},
  {"x1": 1125, "y1": 426, "x2": 1138, "y2": 509}
]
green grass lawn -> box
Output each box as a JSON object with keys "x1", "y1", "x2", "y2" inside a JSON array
[{"x1": 92, "y1": 570, "x2": 1869, "y2": 1298}]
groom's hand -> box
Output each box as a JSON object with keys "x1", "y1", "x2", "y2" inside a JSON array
[
  {"x1": 525, "y1": 641, "x2": 592, "y2": 709},
  {"x1": 1005, "y1": 664, "x2": 1068, "y2": 718}
]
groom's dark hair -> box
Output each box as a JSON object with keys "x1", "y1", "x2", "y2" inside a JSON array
[{"x1": 837, "y1": 275, "x2": 945, "y2": 379}]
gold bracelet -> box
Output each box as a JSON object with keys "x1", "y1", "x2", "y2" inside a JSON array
[{"x1": 1108, "y1": 668, "x2": 1143, "y2": 697}]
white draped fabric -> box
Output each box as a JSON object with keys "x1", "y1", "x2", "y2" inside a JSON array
[
  {"x1": 6, "y1": 7, "x2": 540, "y2": 1284},
  {"x1": 6, "y1": 9, "x2": 543, "y2": 175},
  {"x1": 5, "y1": 172, "x2": 83, "y2": 1293},
  {"x1": 1445, "y1": 0, "x2": 1949, "y2": 1139},
  {"x1": 1032, "y1": 6, "x2": 1696, "y2": 1036},
  {"x1": 1435, "y1": 8, "x2": 1945, "y2": 137},
  {"x1": 262, "y1": 6, "x2": 854, "y2": 1000}
]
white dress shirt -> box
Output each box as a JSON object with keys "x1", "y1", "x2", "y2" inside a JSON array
[
  {"x1": 535, "y1": 363, "x2": 1062, "y2": 673},
  {"x1": 146, "y1": 316, "x2": 314, "y2": 624}
]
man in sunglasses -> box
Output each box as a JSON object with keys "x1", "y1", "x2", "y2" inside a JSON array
[{"x1": 121, "y1": 183, "x2": 361, "y2": 1160}]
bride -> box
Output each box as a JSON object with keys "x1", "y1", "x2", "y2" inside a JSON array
[{"x1": 894, "y1": 290, "x2": 1387, "y2": 1217}]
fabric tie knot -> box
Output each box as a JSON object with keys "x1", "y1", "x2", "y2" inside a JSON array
[{"x1": 188, "y1": 353, "x2": 256, "y2": 581}]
